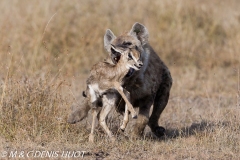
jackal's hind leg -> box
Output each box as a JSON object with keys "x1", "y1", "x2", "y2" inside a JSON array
[
  {"x1": 89, "y1": 108, "x2": 99, "y2": 143},
  {"x1": 99, "y1": 100, "x2": 115, "y2": 142}
]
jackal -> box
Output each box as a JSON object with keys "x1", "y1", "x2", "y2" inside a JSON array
[
  {"x1": 83, "y1": 44, "x2": 142, "y2": 142},
  {"x1": 68, "y1": 22, "x2": 172, "y2": 139}
]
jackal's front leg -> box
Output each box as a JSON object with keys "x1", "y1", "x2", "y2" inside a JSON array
[
  {"x1": 120, "y1": 89, "x2": 131, "y2": 131},
  {"x1": 113, "y1": 82, "x2": 137, "y2": 119},
  {"x1": 120, "y1": 103, "x2": 129, "y2": 131}
]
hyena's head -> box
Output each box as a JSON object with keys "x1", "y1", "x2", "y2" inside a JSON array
[
  {"x1": 104, "y1": 22, "x2": 149, "y2": 65},
  {"x1": 110, "y1": 44, "x2": 143, "y2": 71}
]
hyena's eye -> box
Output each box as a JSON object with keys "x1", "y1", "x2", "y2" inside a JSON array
[
  {"x1": 123, "y1": 42, "x2": 132, "y2": 46},
  {"x1": 128, "y1": 53, "x2": 133, "y2": 60}
]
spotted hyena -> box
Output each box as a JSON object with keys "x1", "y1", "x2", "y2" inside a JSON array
[{"x1": 68, "y1": 22, "x2": 172, "y2": 138}]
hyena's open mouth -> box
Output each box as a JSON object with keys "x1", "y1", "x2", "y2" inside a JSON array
[{"x1": 126, "y1": 68, "x2": 135, "y2": 77}]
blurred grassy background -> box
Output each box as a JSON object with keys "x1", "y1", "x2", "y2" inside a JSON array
[
  {"x1": 0, "y1": 0, "x2": 239, "y2": 77},
  {"x1": 0, "y1": 0, "x2": 239, "y2": 159}
]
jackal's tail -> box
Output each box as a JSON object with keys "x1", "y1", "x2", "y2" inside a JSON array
[{"x1": 67, "y1": 98, "x2": 90, "y2": 124}]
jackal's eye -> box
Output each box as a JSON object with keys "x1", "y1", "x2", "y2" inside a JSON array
[
  {"x1": 111, "y1": 47, "x2": 118, "y2": 55},
  {"x1": 128, "y1": 53, "x2": 133, "y2": 60}
]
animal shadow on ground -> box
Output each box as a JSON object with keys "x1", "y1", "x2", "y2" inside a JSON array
[
  {"x1": 164, "y1": 120, "x2": 230, "y2": 139},
  {"x1": 143, "y1": 120, "x2": 230, "y2": 140}
]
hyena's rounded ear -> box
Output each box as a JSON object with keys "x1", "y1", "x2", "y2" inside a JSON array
[
  {"x1": 129, "y1": 22, "x2": 149, "y2": 45},
  {"x1": 104, "y1": 29, "x2": 116, "y2": 53}
]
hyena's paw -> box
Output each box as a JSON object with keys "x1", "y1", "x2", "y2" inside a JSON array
[{"x1": 153, "y1": 126, "x2": 165, "y2": 137}]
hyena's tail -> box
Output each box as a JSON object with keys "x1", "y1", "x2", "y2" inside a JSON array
[{"x1": 67, "y1": 98, "x2": 91, "y2": 124}]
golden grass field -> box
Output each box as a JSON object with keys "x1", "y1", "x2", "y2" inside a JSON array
[{"x1": 0, "y1": 0, "x2": 240, "y2": 159}]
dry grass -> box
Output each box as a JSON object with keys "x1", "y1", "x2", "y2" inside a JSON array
[{"x1": 0, "y1": 0, "x2": 240, "y2": 159}]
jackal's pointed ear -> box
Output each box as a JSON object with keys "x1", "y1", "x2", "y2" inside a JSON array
[
  {"x1": 129, "y1": 22, "x2": 149, "y2": 45},
  {"x1": 104, "y1": 29, "x2": 116, "y2": 53}
]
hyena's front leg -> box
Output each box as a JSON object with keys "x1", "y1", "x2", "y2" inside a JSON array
[{"x1": 148, "y1": 80, "x2": 172, "y2": 137}]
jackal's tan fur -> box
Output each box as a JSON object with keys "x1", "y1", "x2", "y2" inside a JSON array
[{"x1": 84, "y1": 45, "x2": 142, "y2": 142}]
